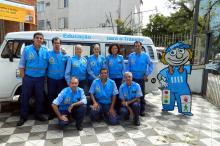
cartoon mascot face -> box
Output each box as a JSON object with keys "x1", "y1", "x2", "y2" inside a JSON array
[{"x1": 161, "y1": 42, "x2": 193, "y2": 66}]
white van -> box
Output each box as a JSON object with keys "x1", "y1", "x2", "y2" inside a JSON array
[{"x1": 0, "y1": 31, "x2": 159, "y2": 102}]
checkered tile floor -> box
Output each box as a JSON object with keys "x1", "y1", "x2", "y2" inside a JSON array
[{"x1": 1, "y1": 91, "x2": 220, "y2": 146}]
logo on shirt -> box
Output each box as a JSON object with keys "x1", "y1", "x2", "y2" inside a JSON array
[
  {"x1": 72, "y1": 61, "x2": 79, "y2": 67},
  {"x1": 132, "y1": 89, "x2": 136, "y2": 94},
  {"x1": 95, "y1": 86, "x2": 101, "y2": 93},
  {"x1": 123, "y1": 92, "x2": 127, "y2": 97},
  {"x1": 91, "y1": 61, "x2": 96, "y2": 66},
  {"x1": 109, "y1": 61, "x2": 113, "y2": 66},
  {"x1": 28, "y1": 52, "x2": 34, "y2": 60},
  {"x1": 82, "y1": 59, "x2": 86, "y2": 64},
  {"x1": 49, "y1": 57, "x2": 55, "y2": 64},
  {"x1": 64, "y1": 97, "x2": 71, "y2": 104},
  {"x1": 131, "y1": 59, "x2": 135, "y2": 64}
]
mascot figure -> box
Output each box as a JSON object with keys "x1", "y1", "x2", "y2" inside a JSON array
[{"x1": 157, "y1": 41, "x2": 193, "y2": 116}]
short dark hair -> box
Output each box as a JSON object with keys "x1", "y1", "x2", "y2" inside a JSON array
[
  {"x1": 134, "y1": 41, "x2": 142, "y2": 46},
  {"x1": 33, "y1": 32, "x2": 44, "y2": 39},
  {"x1": 52, "y1": 37, "x2": 61, "y2": 44},
  {"x1": 100, "y1": 68, "x2": 108, "y2": 73},
  {"x1": 108, "y1": 44, "x2": 120, "y2": 54}
]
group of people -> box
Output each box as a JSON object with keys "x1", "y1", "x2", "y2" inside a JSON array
[{"x1": 17, "y1": 32, "x2": 154, "y2": 130}]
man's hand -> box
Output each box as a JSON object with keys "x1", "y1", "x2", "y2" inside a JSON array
[
  {"x1": 92, "y1": 102, "x2": 99, "y2": 110},
  {"x1": 68, "y1": 104, "x2": 75, "y2": 113},
  {"x1": 109, "y1": 107, "x2": 116, "y2": 116},
  {"x1": 59, "y1": 115, "x2": 68, "y2": 122},
  {"x1": 122, "y1": 101, "x2": 127, "y2": 107}
]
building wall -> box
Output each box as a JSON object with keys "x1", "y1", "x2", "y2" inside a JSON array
[
  {"x1": 37, "y1": 0, "x2": 141, "y2": 34},
  {"x1": 0, "y1": 0, "x2": 37, "y2": 43}
]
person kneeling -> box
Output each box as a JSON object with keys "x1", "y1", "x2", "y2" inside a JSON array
[
  {"x1": 52, "y1": 77, "x2": 87, "y2": 130},
  {"x1": 89, "y1": 68, "x2": 119, "y2": 125},
  {"x1": 119, "y1": 72, "x2": 142, "y2": 126}
]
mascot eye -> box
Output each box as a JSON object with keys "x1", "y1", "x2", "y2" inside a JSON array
[
  {"x1": 179, "y1": 49, "x2": 185, "y2": 54},
  {"x1": 170, "y1": 50, "x2": 176, "y2": 56}
]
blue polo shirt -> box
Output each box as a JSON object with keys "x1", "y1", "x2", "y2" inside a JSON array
[
  {"x1": 89, "y1": 78, "x2": 118, "y2": 104},
  {"x1": 53, "y1": 87, "x2": 87, "y2": 111},
  {"x1": 19, "y1": 44, "x2": 48, "y2": 77},
  {"x1": 119, "y1": 81, "x2": 143, "y2": 101},
  {"x1": 128, "y1": 52, "x2": 154, "y2": 79}
]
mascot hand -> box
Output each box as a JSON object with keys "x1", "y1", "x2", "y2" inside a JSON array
[{"x1": 160, "y1": 80, "x2": 168, "y2": 87}]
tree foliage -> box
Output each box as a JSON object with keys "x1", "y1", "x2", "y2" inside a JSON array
[
  {"x1": 142, "y1": 0, "x2": 204, "y2": 36},
  {"x1": 115, "y1": 19, "x2": 135, "y2": 35}
]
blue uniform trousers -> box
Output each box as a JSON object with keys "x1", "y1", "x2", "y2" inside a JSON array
[
  {"x1": 133, "y1": 79, "x2": 145, "y2": 113},
  {"x1": 59, "y1": 104, "x2": 87, "y2": 129},
  {"x1": 48, "y1": 77, "x2": 66, "y2": 113},
  {"x1": 120, "y1": 102, "x2": 140, "y2": 120},
  {"x1": 90, "y1": 103, "x2": 119, "y2": 125},
  {"x1": 21, "y1": 75, "x2": 45, "y2": 119}
]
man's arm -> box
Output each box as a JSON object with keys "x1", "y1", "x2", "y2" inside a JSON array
[
  {"x1": 87, "y1": 58, "x2": 97, "y2": 79},
  {"x1": 19, "y1": 49, "x2": 26, "y2": 78},
  {"x1": 51, "y1": 104, "x2": 62, "y2": 119},
  {"x1": 65, "y1": 58, "x2": 72, "y2": 84},
  {"x1": 145, "y1": 53, "x2": 154, "y2": 76}
]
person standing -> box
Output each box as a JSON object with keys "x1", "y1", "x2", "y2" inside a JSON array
[
  {"x1": 47, "y1": 37, "x2": 69, "y2": 120},
  {"x1": 65, "y1": 44, "x2": 87, "y2": 93},
  {"x1": 87, "y1": 44, "x2": 106, "y2": 87},
  {"x1": 17, "y1": 32, "x2": 48, "y2": 126},
  {"x1": 106, "y1": 44, "x2": 124, "y2": 112},
  {"x1": 128, "y1": 41, "x2": 154, "y2": 116}
]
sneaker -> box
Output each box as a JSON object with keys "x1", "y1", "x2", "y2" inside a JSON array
[
  {"x1": 76, "y1": 124, "x2": 83, "y2": 131},
  {"x1": 182, "y1": 112, "x2": 193, "y2": 116},
  {"x1": 134, "y1": 119, "x2": 140, "y2": 126}
]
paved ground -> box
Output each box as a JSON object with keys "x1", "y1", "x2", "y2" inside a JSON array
[{"x1": 1, "y1": 92, "x2": 220, "y2": 146}]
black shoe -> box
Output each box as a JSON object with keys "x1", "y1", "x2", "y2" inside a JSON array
[
  {"x1": 48, "y1": 114, "x2": 54, "y2": 120},
  {"x1": 134, "y1": 119, "x2": 140, "y2": 126},
  {"x1": 17, "y1": 118, "x2": 27, "y2": 126},
  {"x1": 35, "y1": 115, "x2": 47, "y2": 121},
  {"x1": 76, "y1": 124, "x2": 83, "y2": 131},
  {"x1": 140, "y1": 111, "x2": 145, "y2": 117}
]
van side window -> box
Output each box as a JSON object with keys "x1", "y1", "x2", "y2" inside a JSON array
[
  {"x1": 105, "y1": 44, "x2": 146, "y2": 60},
  {"x1": 61, "y1": 42, "x2": 99, "y2": 58},
  {"x1": 1, "y1": 40, "x2": 32, "y2": 58},
  {"x1": 146, "y1": 46, "x2": 155, "y2": 59}
]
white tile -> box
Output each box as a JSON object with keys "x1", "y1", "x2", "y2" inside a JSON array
[
  {"x1": 5, "y1": 116, "x2": 20, "y2": 122},
  {"x1": 201, "y1": 130, "x2": 220, "y2": 138},
  {"x1": 0, "y1": 113, "x2": 11, "y2": 118},
  {"x1": 49, "y1": 118, "x2": 58, "y2": 124},
  {"x1": 96, "y1": 133, "x2": 115, "y2": 142},
  {"x1": 108, "y1": 125, "x2": 125, "y2": 133},
  {"x1": 79, "y1": 128, "x2": 96, "y2": 136},
  {"x1": 170, "y1": 143, "x2": 190, "y2": 146},
  {"x1": 46, "y1": 130, "x2": 63, "y2": 139},
  {"x1": 147, "y1": 136, "x2": 169, "y2": 145},
  {"x1": 127, "y1": 130, "x2": 145, "y2": 139},
  {"x1": 0, "y1": 143, "x2": 6, "y2": 146},
  {"x1": 31, "y1": 124, "x2": 48, "y2": 133},
  {"x1": 7, "y1": 133, "x2": 29, "y2": 143},
  {"x1": 63, "y1": 136, "x2": 81, "y2": 146},
  {"x1": 0, "y1": 127, "x2": 16, "y2": 135},
  {"x1": 25, "y1": 140, "x2": 45, "y2": 146},
  {"x1": 176, "y1": 132, "x2": 199, "y2": 142},
  {"x1": 21, "y1": 120, "x2": 35, "y2": 127},
  {"x1": 81, "y1": 143, "x2": 100, "y2": 146},
  {"x1": 116, "y1": 139, "x2": 136, "y2": 146},
  {"x1": 92, "y1": 122, "x2": 107, "y2": 128},
  {"x1": 200, "y1": 138, "x2": 220, "y2": 146}
]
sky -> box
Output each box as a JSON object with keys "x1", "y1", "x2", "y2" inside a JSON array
[{"x1": 141, "y1": 0, "x2": 176, "y2": 26}]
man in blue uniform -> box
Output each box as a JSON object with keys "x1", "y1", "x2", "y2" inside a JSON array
[
  {"x1": 89, "y1": 68, "x2": 119, "y2": 125},
  {"x1": 17, "y1": 32, "x2": 48, "y2": 126},
  {"x1": 87, "y1": 44, "x2": 106, "y2": 87},
  {"x1": 52, "y1": 77, "x2": 87, "y2": 130},
  {"x1": 119, "y1": 72, "x2": 142, "y2": 126},
  {"x1": 128, "y1": 41, "x2": 154, "y2": 116},
  {"x1": 47, "y1": 37, "x2": 69, "y2": 120},
  {"x1": 65, "y1": 44, "x2": 87, "y2": 93}
]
